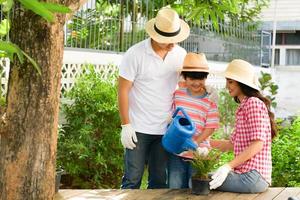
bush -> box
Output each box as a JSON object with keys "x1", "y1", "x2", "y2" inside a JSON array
[
  {"x1": 217, "y1": 89, "x2": 238, "y2": 138},
  {"x1": 57, "y1": 66, "x2": 123, "y2": 189},
  {"x1": 272, "y1": 116, "x2": 300, "y2": 187}
]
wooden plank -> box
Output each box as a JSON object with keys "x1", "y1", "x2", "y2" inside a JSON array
[
  {"x1": 253, "y1": 188, "x2": 285, "y2": 200},
  {"x1": 273, "y1": 188, "x2": 300, "y2": 200},
  {"x1": 234, "y1": 193, "x2": 259, "y2": 200},
  {"x1": 55, "y1": 188, "x2": 300, "y2": 200},
  {"x1": 204, "y1": 191, "x2": 239, "y2": 200},
  {"x1": 55, "y1": 189, "x2": 92, "y2": 199}
]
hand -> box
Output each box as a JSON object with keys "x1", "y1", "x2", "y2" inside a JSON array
[
  {"x1": 196, "y1": 147, "x2": 209, "y2": 156},
  {"x1": 209, "y1": 164, "x2": 231, "y2": 190},
  {"x1": 166, "y1": 114, "x2": 173, "y2": 124},
  {"x1": 206, "y1": 85, "x2": 218, "y2": 103},
  {"x1": 121, "y1": 124, "x2": 137, "y2": 150}
]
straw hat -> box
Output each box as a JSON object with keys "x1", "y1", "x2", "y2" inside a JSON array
[
  {"x1": 181, "y1": 53, "x2": 209, "y2": 72},
  {"x1": 224, "y1": 59, "x2": 259, "y2": 90},
  {"x1": 145, "y1": 7, "x2": 190, "y2": 44}
]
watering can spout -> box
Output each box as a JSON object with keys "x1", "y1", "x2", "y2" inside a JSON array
[{"x1": 162, "y1": 107, "x2": 197, "y2": 154}]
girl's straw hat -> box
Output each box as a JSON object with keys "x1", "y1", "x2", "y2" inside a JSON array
[
  {"x1": 224, "y1": 59, "x2": 259, "y2": 90},
  {"x1": 145, "y1": 7, "x2": 190, "y2": 44},
  {"x1": 181, "y1": 53, "x2": 209, "y2": 72}
]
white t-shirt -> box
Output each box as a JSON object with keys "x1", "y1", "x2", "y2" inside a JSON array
[{"x1": 119, "y1": 38, "x2": 186, "y2": 135}]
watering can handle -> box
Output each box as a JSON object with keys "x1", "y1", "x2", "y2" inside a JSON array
[{"x1": 172, "y1": 107, "x2": 192, "y2": 122}]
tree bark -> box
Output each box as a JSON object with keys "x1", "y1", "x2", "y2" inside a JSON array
[{"x1": 0, "y1": 0, "x2": 87, "y2": 199}]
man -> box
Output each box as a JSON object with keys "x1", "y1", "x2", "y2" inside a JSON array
[{"x1": 118, "y1": 7, "x2": 190, "y2": 189}]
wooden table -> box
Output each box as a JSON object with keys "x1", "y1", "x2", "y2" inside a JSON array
[{"x1": 55, "y1": 188, "x2": 300, "y2": 200}]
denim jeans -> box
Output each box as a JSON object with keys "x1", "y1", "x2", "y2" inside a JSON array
[
  {"x1": 168, "y1": 153, "x2": 193, "y2": 189},
  {"x1": 216, "y1": 170, "x2": 269, "y2": 193},
  {"x1": 121, "y1": 132, "x2": 168, "y2": 189}
]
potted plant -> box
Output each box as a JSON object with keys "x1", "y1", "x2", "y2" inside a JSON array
[{"x1": 190, "y1": 149, "x2": 221, "y2": 195}]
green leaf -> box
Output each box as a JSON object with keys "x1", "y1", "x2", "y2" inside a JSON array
[
  {"x1": 0, "y1": 19, "x2": 10, "y2": 36},
  {"x1": 210, "y1": 11, "x2": 219, "y2": 31},
  {"x1": 2, "y1": 0, "x2": 14, "y2": 12},
  {"x1": 21, "y1": 50, "x2": 41, "y2": 75},
  {"x1": 0, "y1": 41, "x2": 24, "y2": 63},
  {"x1": 18, "y1": 0, "x2": 54, "y2": 22},
  {"x1": 40, "y1": 2, "x2": 71, "y2": 14}
]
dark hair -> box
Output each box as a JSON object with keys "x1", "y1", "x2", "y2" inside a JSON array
[
  {"x1": 234, "y1": 82, "x2": 277, "y2": 139},
  {"x1": 181, "y1": 71, "x2": 209, "y2": 80}
]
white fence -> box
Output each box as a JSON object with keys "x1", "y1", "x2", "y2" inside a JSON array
[{"x1": 1, "y1": 48, "x2": 272, "y2": 97}]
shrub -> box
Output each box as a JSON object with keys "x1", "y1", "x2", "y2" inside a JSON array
[
  {"x1": 272, "y1": 116, "x2": 300, "y2": 187},
  {"x1": 258, "y1": 71, "x2": 278, "y2": 108},
  {"x1": 217, "y1": 89, "x2": 238, "y2": 138},
  {"x1": 57, "y1": 66, "x2": 123, "y2": 189}
]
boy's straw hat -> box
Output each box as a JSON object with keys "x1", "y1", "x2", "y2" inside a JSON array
[
  {"x1": 181, "y1": 53, "x2": 209, "y2": 72},
  {"x1": 224, "y1": 59, "x2": 259, "y2": 90},
  {"x1": 145, "y1": 7, "x2": 190, "y2": 44}
]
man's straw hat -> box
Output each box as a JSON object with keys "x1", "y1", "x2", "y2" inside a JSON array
[
  {"x1": 145, "y1": 7, "x2": 190, "y2": 43},
  {"x1": 224, "y1": 59, "x2": 259, "y2": 90},
  {"x1": 181, "y1": 53, "x2": 209, "y2": 72}
]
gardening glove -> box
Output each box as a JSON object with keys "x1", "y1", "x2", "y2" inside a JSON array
[
  {"x1": 206, "y1": 85, "x2": 218, "y2": 104},
  {"x1": 209, "y1": 164, "x2": 232, "y2": 190},
  {"x1": 196, "y1": 147, "x2": 209, "y2": 157},
  {"x1": 166, "y1": 114, "x2": 173, "y2": 124},
  {"x1": 121, "y1": 124, "x2": 137, "y2": 150}
]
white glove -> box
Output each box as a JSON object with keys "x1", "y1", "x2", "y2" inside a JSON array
[
  {"x1": 209, "y1": 164, "x2": 231, "y2": 190},
  {"x1": 206, "y1": 85, "x2": 218, "y2": 104},
  {"x1": 121, "y1": 124, "x2": 137, "y2": 150},
  {"x1": 196, "y1": 147, "x2": 209, "y2": 156},
  {"x1": 166, "y1": 114, "x2": 173, "y2": 124}
]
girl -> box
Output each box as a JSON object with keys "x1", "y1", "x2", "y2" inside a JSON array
[{"x1": 209, "y1": 59, "x2": 277, "y2": 193}]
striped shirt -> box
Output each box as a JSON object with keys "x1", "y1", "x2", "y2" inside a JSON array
[
  {"x1": 173, "y1": 88, "x2": 219, "y2": 147},
  {"x1": 230, "y1": 97, "x2": 272, "y2": 184}
]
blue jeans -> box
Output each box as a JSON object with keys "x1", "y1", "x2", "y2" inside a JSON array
[
  {"x1": 121, "y1": 132, "x2": 168, "y2": 189},
  {"x1": 168, "y1": 153, "x2": 193, "y2": 189},
  {"x1": 216, "y1": 170, "x2": 269, "y2": 193}
]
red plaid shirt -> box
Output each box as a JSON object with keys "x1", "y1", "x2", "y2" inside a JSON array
[{"x1": 230, "y1": 97, "x2": 272, "y2": 184}]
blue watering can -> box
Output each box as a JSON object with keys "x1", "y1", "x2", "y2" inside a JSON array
[{"x1": 162, "y1": 107, "x2": 197, "y2": 154}]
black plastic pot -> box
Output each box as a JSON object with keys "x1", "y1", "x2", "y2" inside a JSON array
[
  {"x1": 55, "y1": 169, "x2": 65, "y2": 193},
  {"x1": 191, "y1": 178, "x2": 211, "y2": 195}
]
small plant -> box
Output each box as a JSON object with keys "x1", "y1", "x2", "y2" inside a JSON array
[
  {"x1": 217, "y1": 89, "x2": 238, "y2": 138},
  {"x1": 258, "y1": 71, "x2": 278, "y2": 108},
  {"x1": 191, "y1": 149, "x2": 221, "y2": 179},
  {"x1": 190, "y1": 149, "x2": 221, "y2": 195}
]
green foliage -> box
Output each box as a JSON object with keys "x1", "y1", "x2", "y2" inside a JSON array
[
  {"x1": 172, "y1": 0, "x2": 269, "y2": 30},
  {"x1": 272, "y1": 116, "x2": 300, "y2": 187},
  {"x1": 217, "y1": 89, "x2": 238, "y2": 138},
  {"x1": 18, "y1": 0, "x2": 71, "y2": 22},
  {"x1": 57, "y1": 66, "x2": 123, "y2": 188},
  {"x1": 258, "y1": 71, "x2": 278, "y2": 108},
  {"x1": 0, "y1": 0, "x2": 71, "y2": 74},
  {"x1": 191, "y1": 149, "x2": 221, "y2": 179}
]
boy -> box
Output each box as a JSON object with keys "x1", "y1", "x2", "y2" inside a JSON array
[{"x1": 168, "y1": 52, "x2": 219, "y2": 189}]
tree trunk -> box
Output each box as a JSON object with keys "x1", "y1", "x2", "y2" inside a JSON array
[{"x1": 0, "y1": 0, "x2": 87, "y2": 199}]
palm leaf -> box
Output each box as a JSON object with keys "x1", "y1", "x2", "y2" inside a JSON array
[
  {"x1": 40, "y1": 2, "x2": 71, "y2": 14},
  {"x1": 0, "y1": 41, "x2": 24, "y2": 63},
  {"x1": 18, "y1": 0, "x2": 54, "y2": 22}
]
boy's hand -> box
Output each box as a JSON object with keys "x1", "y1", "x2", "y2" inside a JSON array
[{"x1": 196, "y1": 147, "x2": 209, "y2": 156}]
